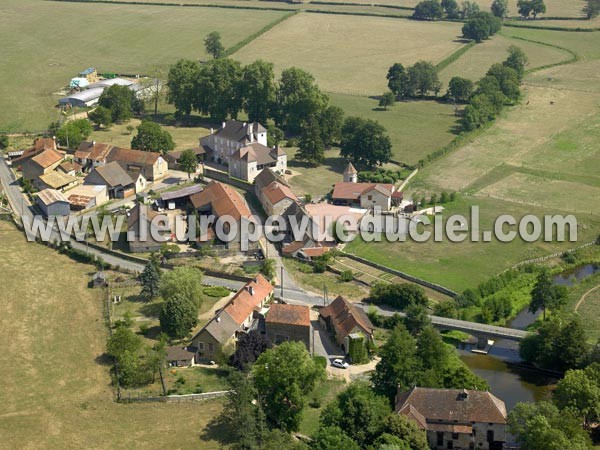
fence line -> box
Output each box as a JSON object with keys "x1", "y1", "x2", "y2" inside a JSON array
[
  {"x1": 509, "y1": 240, "x2": 598, "y2": 269},
  {"x1": 119, "y1": 390, "x2": 230, "y2": 403}
]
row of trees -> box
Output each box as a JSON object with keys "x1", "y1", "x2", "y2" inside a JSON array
[
  {"x1": 386, "y1": 61, "x2": 441, "y2": 99},
  {"x1": 413, "y1": 0, "x2": 488, "y2": 20},
  {"x1": 584, "y1": 0, "x2": 600, "y2": 19},
  {"x1": 461, "y1": 46, "x2": 527, "y2": 131}
]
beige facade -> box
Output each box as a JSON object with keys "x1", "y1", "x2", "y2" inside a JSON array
[{"x1": 359, "y1": 186, "x2": 392, "y2": 211}]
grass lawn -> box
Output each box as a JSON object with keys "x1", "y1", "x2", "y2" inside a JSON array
[
  {"x1": 501, "y1": 28, "x2": 600, "y2": 61},
  {"x1": 234, "y1": 12, "x2": 465, "y2": 95},
  {"x1": 0, "y1": 0, "x2": 288, "y2": 131},
  {"x1": 568, "y1": 271, "x2": 600, "y2": 342},
  {"x1": 282, "y1": 257, "x2": 370, "y2": 301},
  {"x1": 329, "y1": 93, "x2": 460, "y2": 165},
  {"x1": 0, "y1": 221, "x2": 226, "y2": 449},
  {"x1": 299, "y1": 378, "x2": 347, "y2": 436},
  {"x1": 344, "y1": 196, "x2": 600, "y2": 292},
  {"x1": 284, "y1": 147, "x2": 346, "y2": 197},
  {"x1": 506, "y1": 17, "x2": 600, "y2": 29},
  {"x1": 90, "y1": 118, "x2": 211, "y2": 152},
  {"x1": 439, "y1": 33, "x2": 572, "y2": 86}
]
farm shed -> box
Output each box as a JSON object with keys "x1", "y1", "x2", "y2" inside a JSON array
[
  {"x1": 36, "y1": 189, "x2": 70, "y2": 217},
  {"x1": 67, "y1": 184, "x2": 108, "y2": 211},
  {"x1": 59, "y1": 87, "x2": 104, "y2": 108}
]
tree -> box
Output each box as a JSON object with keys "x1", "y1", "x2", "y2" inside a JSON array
[
  {"x1": 441, "y1": 0, "x2": 460, "y2": 18},
  {"x1": 205, "y1": 31, "x2": 225, "y2": 59},
  {"x1": 312, "y1": 426, "x2": 361, "y2": 450},
  {"x1": 107, "y1": 325, "x2": 143, "y2": 360},
  {"x1": 229, "y1": 330, "x2": 273, "y2": 371},
  {"x1": 159, "y1": 266, "x2": 204, "y2": 307},
  {"x1": 194, "y1": 58, "x2": 243, "y2": 120},
  {"x1": 529, "y1": 270, "x2": 568, "y2": 320},
  {"x1": 178, "y1": 148, "x2": 198, "y2": 179},
  {"x1": 517, "y1": 0, "x2": 533, "y2": 17},
  {"x1": 447, "y1": 76, "x2": 474, "y2": 102},
  {"x1": 460, "y1": 0, "x2": 480, "y2": 18},
  {"x1": 319, "y1": 105, "x2": 345, "y2": 148},
  {"x1": 131, "y1": 120, "x2": 175, "y2": 154},
  {"x1": 404, "y1": 303, "x2": 431, "y2": 336},
  {"x1": 554, "y1": 364, "x2": 600, "y2": 428},
  {"x1": 508, "y1": 401, "x2": 593, "y2": 450},
  {"x1": 54, "y1": 119, "x2": 92, "y2": 149},
  {"x1": 296, "y1": 115, "x2": 325, "y2": 166},
  {"x1": 159, "y1": 293, "x2": 198, "y2": 339},
  {"x1": 386, "y1": 63, "x2": 409, "y2": 99},
  {"x1": 406, "y1": 61, "x2": 441, "y2": 97},
  {"x1": 88, "y1": 106, "x2": 112, "y2": 128},
  {"x1": 369, "y1": 282, "x2": 429, "y2": 310},
  {"x1": 260, "y1": 258, "x2": 276, "y2": 280},
  {"x1": 372, "y1": 324, "x2": 420, "y2": 399},
  {"x1": 583, "y1": 0, "x2": 600, "y2": 18},
  {"x1": 433, "y1": 299, "x2": 459, "y2": 318},
  {"x1": 220, "y1": 371, "x2": 267, "y2": 450},
  {"x1": 462, "y1": 18, "x2": 491, "y2": 42},
  {"x1": 379, "y1": 92, "x2": 396, "y2": 110},
  {"x1": 241, "y1": 60, "x2": 276, "y2": 124},
  {"x1": 320, "y1": 382, "x2": 391, "y2": 447},
  {"x1": 167, "y1": 59, "x2": 201, "y2": 116},
  {"x1": 504, "y1": 45, "x2": 528, "y2": 80},
  {"x1": 140, "y1": 259, "x2": 161, "y2": 300},
  {"x1": 530, "y1": 0, "x2": 546, "y2": 17},
  {"x1": 275, "y1": 67, "x2": 328, "y2": 134},
  {"x1": 98, "y1": 84, "x2": 137, "y2": 122},
  {"x1": 382, "y1": 414, "x2": 429, "y2": 450},
  {"x1": 252, "y1": 342, "x2": 325, "y2": 432},
  {"x1": 412, "y1": 0, "x2": 444, "y2": 20},
  {"x1": 267, "y1": 124, "x2": 284, "y2": 147},
  {"x1": 491, "y1": 0, "x2": 509, "y2": 17},
  {"x1": 340, "y1": 117, "x2": 392, "y2": 168},
  {"x1": 486, "y1": 63, "x2": 521, "y2": 101},
  {"x1": 0, "y1": 134, "x2": 8, "y2": 150}
]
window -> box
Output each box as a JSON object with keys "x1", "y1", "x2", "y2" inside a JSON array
[
  {"x1": 208, "y1": 343, "x2": 214, "y2": 352},
  {"x1": 198, "y1": 343, "x2": 204, "y2": 350},
  {"x1": 487, "y1": 430, "x2": 494, "y2": 442},
  {"x1": 437, "y1": 433, "x2": 443, "y2": 446},
  {"x1": 452, "y1": 433, "x2": 459, "y2": 440},
  {"x1": 447, "y1": 441, "x2": 453, "y2": 449},
  {"x1": 368, "y1": 195, "x2": 373, "y2": 200}
]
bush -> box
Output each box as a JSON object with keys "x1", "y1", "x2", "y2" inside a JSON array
[
  {"x1": 309, "y1": 397, "x2": 322, "y2": 408},
  {"x1": 139, "y1": 324, "x2": 150, "y2": 335},
  {"x1": 297, "y1": 262, "x2": 314, "y2": 274},
  {"x1": 340, "y1": 270, "x2": 354, "y2": 282},
  {"x1": 203, "y1": 285, "x2": 231, "y2": 298},
  {"x1": 313, "y1": 260, "x2": 327, "y2": 273},
  {"x1": 313, "y1": 355, "x2": 328, "y2": 369}
]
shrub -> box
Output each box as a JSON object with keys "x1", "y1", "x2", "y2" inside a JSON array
[
  {"x1": 313, "y1": 355, "x2": 328, "y2": 369},
  {"x1": 297, "y1": 262, "x2": 314, "y2": 274},
  {"x1": 340, "y1": 270, "x2": 354, "y2": 282},
  {"x1": 309, "y1": 397, "x2": 322, "y2": 408},
  {"x1": 139, "y1": 324, "x2": 150, "y2": 335},
  {"x1": 313, "y1": 260, "x2": 327, "y2": 273},
  {"x1": 203, "y1": 285, "x2": 231, "y2": 298}
]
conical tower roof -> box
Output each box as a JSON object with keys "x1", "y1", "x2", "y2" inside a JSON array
[{"x1": 343, "y1": 162, "x2": 357, "y2": 175}]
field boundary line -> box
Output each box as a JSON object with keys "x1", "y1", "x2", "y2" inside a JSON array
[
  {"x1": 500, "y1": 33, "x2": 580, "y2": 74},
  {"x1": 435, "y1": 41, "x2": 476, "y2": 72},
  {"x1": 225, "y1": 11, "x2": 298, "y2": 57},
  {"x1": 310, "y1": 0, "x2": 414, "y2": 11},
  {"x1": 503, "y1": 22, "x2": 600, "y2": 32},
  {"x1": 575, "y1": 283, "x2": 600, "y2": 311},
  {"x1": 48, "y1": 0, "x2": 296, "y2": 12},
  {"x1": 508, "y1": 240, "x2": 598, "y2": 270},
  {"x1": 119, "y1": 390, "x2": 231, "y2": 403}
]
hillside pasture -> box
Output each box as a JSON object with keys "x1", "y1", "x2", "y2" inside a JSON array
[
  {"x1": 525, "y1": 59, "x2": 600, "y2": 94},
  {"x1": 329, "y1": 93, "x2": 460, "y2": 165},
  {"x1": 234, "y1": 12, "x2": 465, "y2": 95},
  {"x1": 0, "y1": 0, "x2": 288, "y2": 131},
  {"x1": 0, "y1": 221, "x2": 225, "y2": 449},
  {"x1": 502, "y1": 28, "x2": 600, "y2": 60},
  {"x1": 439, "y1": 33, "x2": 572, "y2": 86}
]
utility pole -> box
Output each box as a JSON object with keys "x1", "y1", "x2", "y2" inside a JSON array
[{"x1": 280, "y1": 266, "x2": 284, "y2": 300}]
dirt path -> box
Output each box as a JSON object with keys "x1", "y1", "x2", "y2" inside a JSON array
[{"x1": 575, "y1": 284, "x2": 600, "y2": 311}]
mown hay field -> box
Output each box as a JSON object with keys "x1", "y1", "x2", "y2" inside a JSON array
[
  {"x1": 329, "y1": 93, "x2": 460, "y2": 164},
  {"x1": 0, "y1": 0, "x2": 288, "y2": 131},
  {"x1": 234, "y1": 12, "x2": 465, "y2": 95},
  {"x1": 438, "y1": 33, "x2": 572, "y2": 85},
  {"x1": 0, "y1": 222, "x2": 225, "y2": 449}
]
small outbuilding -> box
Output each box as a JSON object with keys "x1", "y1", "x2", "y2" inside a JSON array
[
  {"x1": 59, "y1": 87, "x2": 105, "y2": 108},
  {"x1": 67, "y1": 184, "x2": 109, "y2": 211},
  {"x1": 166, "y1": 346, "x2": 196, "y2": 367},
  {"x1": 35, "y1": 189, "x2": 70, "y2": 217},
  {"x1": 92, "y1": 271, "x2": 108, "y2": 288}
]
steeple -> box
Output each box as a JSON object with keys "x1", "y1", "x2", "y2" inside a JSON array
[{"x1": 343, "y1": 162, "x2": 357, "y2": 183}]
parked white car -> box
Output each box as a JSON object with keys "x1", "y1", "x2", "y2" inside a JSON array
[{"x1": 331, "y1": 359, "x2": 349, "y2": 369}]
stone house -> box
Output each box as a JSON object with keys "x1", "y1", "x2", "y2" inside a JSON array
[
  {"x1": 265, "y1": 303, "x2": 312, "y2": 351},
  {"x1": 201, "y1": 120, "x2": 268, "y2": 164},
  {"x1": 260, "y1": 180, "x2": 298, "y2": 216},
  {"x1": 332, "y1": 181, "x2": 395, "y2": 211},
  {"x1": 127, "y1": 203, "x2": 170, "y2": 253},
  {"x1": 395, "y1": 387, "x2": 507, "y2": 450},
  {"x1": 229, "y1": 143, "x2": 287, "y2": 183},
  {"x1": 84, "y1": 161, "x2": 136, "y2": 199},
  {"x1": 319, "y1": 296, "x2": 374, "y2": 353},
  {"x1": 165, "y1": 346, "x2": 196, "y2": 367},
  {"x1": 16, "y1": 147, "x2": 65, "y2": 183},
  {"x1": 191, "y1": 274, "x2": 274, "y2": 362}
]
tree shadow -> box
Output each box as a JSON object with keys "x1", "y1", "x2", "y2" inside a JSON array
[
  {"x1": 95, "y1": 352, "x2": 114, "y2": 367},
  {"x1": 453, "y1": 38, "x2": 472, "y2": 44},
  {"x1": 139, "y1": 301, "x2": 163, "y2": 318},
  {"x1": 143, "y1": 325, "x2": 163, "y2": 341},
  {"x1": 199, "y1": 415, "x2": 236, "y2": 446}
]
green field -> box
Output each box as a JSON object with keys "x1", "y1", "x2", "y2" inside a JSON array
[
  {"x1": 0, "y1": 221, "x2": 225, "y2": 449},
  {"x1": 0, "y1": 0, "x2": 288, "y2": 131},
  {"x1": 344, "y1": 196, "x2": 600, "y2": 292},
  {"x1": 439, "y1": 33, "x2": 572, "y2": 86},
  {"x1": 329, "y1": 93, "x2": 460, "y2": 165},
  {"x1": 234, "y1": 12, "x2": 465, "y2": 95}
]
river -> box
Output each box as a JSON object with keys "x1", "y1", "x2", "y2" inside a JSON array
[{"x1": 457, "y1": 263, "x2": 599, "y2": 411}]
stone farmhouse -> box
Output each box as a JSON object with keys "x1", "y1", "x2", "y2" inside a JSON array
[
  {"x1": 319, "y1": 295, "x2": 374, "y2": 354},
  {"x1": 84, "y1": 161, "x2": 136, "y2": 199},
  {"x1": 191, "y1": 274, "x2": 273, "y2": 362},
  {"x1": 395, "y1": 387, "x2": 508, "y2": 450},
  {"x1": 74, "y1": 141, "x2": 168, "y2": 181},
  {"x1": 200, "y1": 120, "x2": 287, "y2": 182},
  {"x1": 265, "y1": 303, "x2": 312, "y2": 351}
]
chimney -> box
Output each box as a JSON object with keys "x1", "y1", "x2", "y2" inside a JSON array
[
  {"x1": 210, "y1": 127, "x2": 214, "y2": 134},
  {"x1": 222, "y1": 121, "x2": 226, "y2": 129},
  {"x1": 92, "y1": 140, "x2": 96, "y2": 146},
  {"x1": 247, "y1": 286, "x2": 254, "y2": 296}
]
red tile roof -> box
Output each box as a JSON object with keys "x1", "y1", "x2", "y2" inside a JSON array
[
  {"x1": 332, "y1": 182, "x2": 393, "y2": 201},
  {"x1": 266, "y1": 303, "x2": 310, "y2": 327},
  {"x1": 320, "y1": 296, "x2": 374, "y2": 338},
  {"x1": 31, "y1": 148, "x2": 64, "y2": 169},
  {"x1": 107, "y1": 147, "x2": 161, "y2": 165},
  {"x1": 262, "y1": 181, "x2": 297, "y2": 206},
  {"x1": 189, "y1": 181, "x2": 252, "y2": 221},
  {"x1": 224, "y1": 274, "x2": 273, "y2": 324}
]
